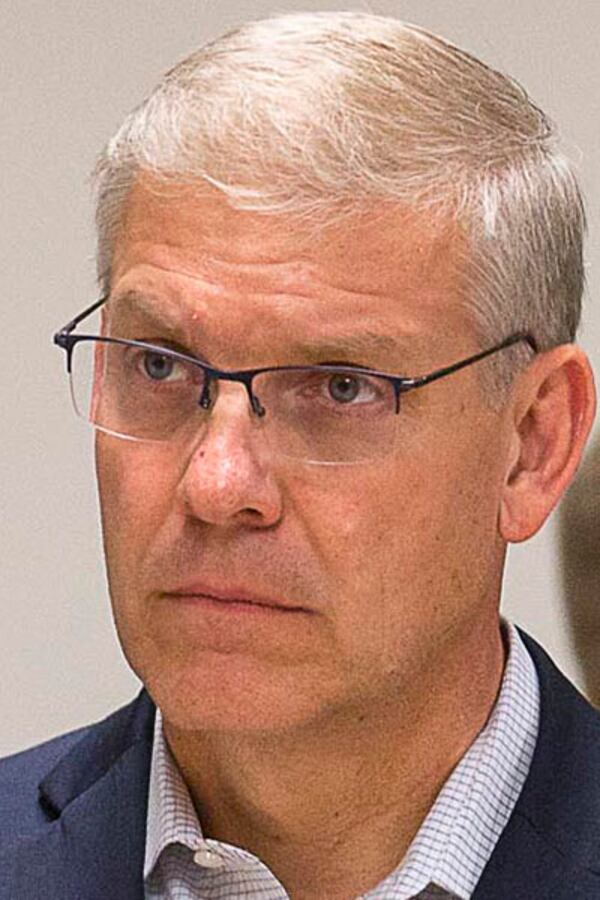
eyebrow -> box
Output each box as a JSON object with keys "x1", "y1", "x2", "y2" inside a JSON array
[
  {"x1": 109, "y1": 289, "x2": 406, "y2": 367},
  {"x1": 108, "y1": 290, "x2": 187, "y2": 333},
  {"x1": 288, "y1": 333, "x2": 401, "y2": 365}
]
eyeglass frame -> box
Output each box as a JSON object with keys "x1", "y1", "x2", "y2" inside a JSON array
[{"x1": 54, "y1": 295, "x2": 539, "y2": 433}]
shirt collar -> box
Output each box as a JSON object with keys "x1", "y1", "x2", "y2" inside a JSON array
[{"x1": 144, "y1": 709, "x2": 205, "y2": 879}]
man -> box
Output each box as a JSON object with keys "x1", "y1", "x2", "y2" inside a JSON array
[{"x1": 1, "y1": 10, "x2": 598, "y2": 899}]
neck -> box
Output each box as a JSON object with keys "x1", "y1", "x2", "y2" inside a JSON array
[{"x1": 163, "y1": 615, "x2": 507, "y2": 899}]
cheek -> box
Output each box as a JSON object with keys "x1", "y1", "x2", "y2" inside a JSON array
[
  {"x1": 296, "y1": 434, "x2": 502, "y2": 640},
  {"x1": 95, "y1": 436, "x2": 176, "y2": 591},
  {"x1": 96, "y1": 436, "x2": 189, "y2": 684},
  {"x1": 286, "y1": 466, "x2": 429, "y2": 643},
  {"x1": 296, "y1": 461, "x2": 432, "y2": 581}
]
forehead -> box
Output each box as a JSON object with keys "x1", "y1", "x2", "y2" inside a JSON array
[{"x1": 110, "y1": 178, "x2": 472, "y2": 363}]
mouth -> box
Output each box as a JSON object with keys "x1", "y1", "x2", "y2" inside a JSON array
[{"x1": 163, "y1": 584, "x2": 312, "y2": 614}]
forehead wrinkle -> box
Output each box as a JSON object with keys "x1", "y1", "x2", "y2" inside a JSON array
[
  {"x1": 107, "y1": 276, "x2": 432, "y2": 340},
  {"x1": 113, "y1": 244, "x2": 387, "y2": 306},
  {"x1": 205, "y1": 255, "x2": 386, "y2": 301},
  {"x1": 110, "y1": 254, "x2": 399, "y2": 329}
]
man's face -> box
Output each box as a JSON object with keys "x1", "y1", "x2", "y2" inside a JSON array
[{"x1": 96, "y1": 180, "x2": 511, "y2": 735}]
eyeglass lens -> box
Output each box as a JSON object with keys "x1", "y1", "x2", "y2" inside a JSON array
[{"x1": 69, "y1": 339, "x2": 397, "y2": 462}]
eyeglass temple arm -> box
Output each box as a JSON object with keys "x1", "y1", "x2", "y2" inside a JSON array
[
  {"x1": 54, "y1": 296, "x2": 109, "y2": 347},
  {"x1": 400, "y1": 332, "x2": 538, "y2": 392}
]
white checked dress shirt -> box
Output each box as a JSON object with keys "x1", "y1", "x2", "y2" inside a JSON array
[{"x1": 144, "y1": 619, "x2": 540, "y2": 899}]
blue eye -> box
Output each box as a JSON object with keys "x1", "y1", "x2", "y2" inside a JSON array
[
  {"x1": 328, "y1": 373, "x2": 361, "y2": 403},
  {"x1": 143, "y1": 351, "x2": 175, "y2": 381}
]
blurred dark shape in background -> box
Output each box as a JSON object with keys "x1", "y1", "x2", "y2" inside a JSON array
[{"x1": 560, "y1": 434, "x2": 600, "y2": 707}]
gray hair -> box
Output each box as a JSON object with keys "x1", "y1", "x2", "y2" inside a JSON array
[{"x1": 93, "y1": 11, "x2": 586, "y2": 390}]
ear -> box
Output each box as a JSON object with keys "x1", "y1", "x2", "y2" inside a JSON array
[{"x1": 499, "y1": 344, "x2": 596, "y2": 543}]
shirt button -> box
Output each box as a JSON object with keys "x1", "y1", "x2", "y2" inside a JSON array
[{"x1": 193, "y1": 847, "x2": 224, "y2": 868}]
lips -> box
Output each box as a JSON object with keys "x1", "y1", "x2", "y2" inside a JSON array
[{"x1": 163, "y1": 583, "x2": 310, "y2": 613}]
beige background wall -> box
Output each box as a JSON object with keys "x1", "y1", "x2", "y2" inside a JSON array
[{"x1": 2, "y1": 0, "x2": 599, "y2": 756}]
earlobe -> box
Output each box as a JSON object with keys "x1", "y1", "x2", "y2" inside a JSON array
[{"x1": 499, "y1": 345, "x2": 596, "y2": 544}]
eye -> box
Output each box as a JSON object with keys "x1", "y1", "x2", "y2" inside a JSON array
[
  {"x1": 325, "y1": 371, "x2": 383, "y2": 405},
  {"x1": 142, "y1": 350, "x2": 178, "y2": 381},
  {"x1": 328, "y1": 373, "x2": 363, "y2": 403}
]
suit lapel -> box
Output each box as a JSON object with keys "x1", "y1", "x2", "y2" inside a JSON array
[
  {"x1": 0, "y1": 690, "x2": 155, "y2": 900},
  {"x1": 472, "y1": 812, "x2": 600, "y2": 899},
  {"x1": 473, "y1": 630, "x2": 600, "y2": 898}
]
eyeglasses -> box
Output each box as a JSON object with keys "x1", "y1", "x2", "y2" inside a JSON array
[{"x1": 53, "y1": 297, "x2": 538, "y2": 465}]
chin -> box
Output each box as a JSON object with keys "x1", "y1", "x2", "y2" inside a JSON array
[{"x1": 131, "y1": 650, "x2": 333, "y2": 736}]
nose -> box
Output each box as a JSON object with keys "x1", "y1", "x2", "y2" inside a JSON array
[{"x1": 175, "y1": 382, "x2": 283, "y2": 528}]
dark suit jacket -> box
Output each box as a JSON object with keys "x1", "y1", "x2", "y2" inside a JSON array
[{"x1": 2, "y1": 630, "x2": 600, "y2": 899}]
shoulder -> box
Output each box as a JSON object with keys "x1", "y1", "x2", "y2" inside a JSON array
[
  {"x1": 514, "y1": 630, "x2": 600, "y2": 859},
  {"x1": 519, "y1": 627, "x2": 600, "y2": 751},
  {"x1": 0, "y1": 691, "x2": 154, "y2": 841},
  {"x1": 0, "y1": 724, "x2": 92, "y2": 835}
]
